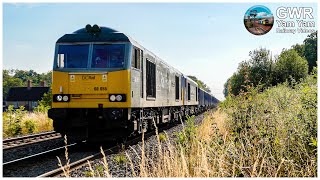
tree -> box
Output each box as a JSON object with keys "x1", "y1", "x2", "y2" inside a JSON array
[
  {"x1": 249, "y1": 10, "x2": 257, "y2": 27},
  {"x1": 223, "y1": 32, "x2": 316, "y2": 97},
  {"x1": 273, "y1": 49, "x2": 308, "y2": 83},
  {"x1": 13, "y1": 69, "x2": 38, "y2": 86},
  {"x1": 291, "y1": 43, "x2": 305, "y2": 58},
  {"x1": 3, "y1": 69, "x2": 52, "y2": 100},
  {"x1": 3, "y1": 70, "x2": 23, "y2": 100},
  {"x1": 303, "y1": 31, "x2": 317, "y2": 72},
  {"x1": 225, "y1": 61, "x2": 251, "y2": 96},
  {"x1": 223, "y1": 78, "x2": 230, "y2": 97},
  {"x1": 248, "y1": 48, "x2": 273, "y2": 88},
  {"x1": 223, "y1": 48, "x2": 273, "y2": 97}
]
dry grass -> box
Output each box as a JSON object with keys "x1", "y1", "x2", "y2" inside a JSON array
[
  {"x1": 21, "y1": 111, "x2": 53, "y2": 133},
  {"x1": 57, "y1": 135, "x2": 71, "y2": 177},
  {"x1": 2, "y1": 106, "x2": 53, "y2": 138},
  {"x1": 76, "y1": 107, "x2": 316, "y2": 177}
]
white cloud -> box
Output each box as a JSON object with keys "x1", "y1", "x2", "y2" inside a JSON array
[{"x1": 257, "y1": 12, "x2": 267, "y2": 17}]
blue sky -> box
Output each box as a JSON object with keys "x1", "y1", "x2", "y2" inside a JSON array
[
  {"x1": 2, "y1": 3, "x2": 318, "y2": 100},
  {"x1": 244, "y1": 5, "x2": 273, "y2": 19}
]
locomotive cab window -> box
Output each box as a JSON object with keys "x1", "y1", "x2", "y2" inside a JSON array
[
  {"x1": 57, "y1": 44, "x2": 89, "y2": 69},
  {"x1": 175, "y1": 76, "x2": 179, "y2": 100},
  {"x1": 132, "y1": 47, "x2": 141, "y2": 69},
  {"x1": 91, "y1": 44, "x2": 125, "y2": 68},
  {"x1": 146, "y1": 59, "x2": 156, "y2": 98}
]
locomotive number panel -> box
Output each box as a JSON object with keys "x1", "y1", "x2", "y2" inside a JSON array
[
  {"x1": 69, "y1": 74, "x2": 108, "y2": 94},
  {"x1": 93, "y1": 87, "x2": 107, "y2": 91}
]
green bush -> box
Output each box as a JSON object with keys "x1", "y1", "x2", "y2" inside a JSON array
[
  {"x1": 220, "y1": 73, "x2": 317, "y2": 176},
  {"x1": 3, "y1": 105, "x2": 27, "y2": 137},
  {"x1": 273, "y1": 49, "x2": 308, "y2": 84},
  {"x1": 3, "y1": 105, "x2": 53, "y2": 138},
  {"x1": 159, "y1": 133, "x2": 167, "y2": 142},
  {"x1": 113, "y1": 153, "x2": 127, "y2": 164},
  {"x1": 24, "y1": 120, "x2": 36, "y2": 134},
  {"x1": 176, "y1": 116, "x2": 196, "y2": 146}
]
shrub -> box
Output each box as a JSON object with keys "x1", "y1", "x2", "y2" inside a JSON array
[
  {"x1": 176, "y1": 115, "x2": 196, "y2": 149},
  {"x1": 113, "y1": 153, "x2": 127, "y2": 164},
  {"x1": 273, "y1": 49, "x2": 308, "y2": 84},
  {"x1": 3, "y1": 105, "x2": 53, "y2": 138},
  {"x1": 220, "y1": 73, "x2": 317, "y2": 176},
  {"x1": 24, "y1": 120, "x2": 36, "y2": 134},
  {"x1": 3, "y1": 106, "x2": 26, "y2": 137},
  {"x1": 159, "y1": 133, "x2": 167, "y2": 142}
]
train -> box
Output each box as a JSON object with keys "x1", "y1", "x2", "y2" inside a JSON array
[
  {"x1": 258, "y1": 19, "x2": 272, "y2": 25},
  {"x1": 48, "y1": 24, "x2": 219, "y2": 142}
]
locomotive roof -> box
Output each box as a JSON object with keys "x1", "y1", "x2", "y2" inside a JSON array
[
  {"x1": 56, "y1": 26, "x2": 130, "y2": 43},
  {"x1": 73, "y1": 26, "x2": 118, "y2": 34}
]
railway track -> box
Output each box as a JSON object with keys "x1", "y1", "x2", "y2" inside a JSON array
[
  {"x1": 38, "y1": 125, "x2": 170, "y2": 177},
  {"x1": 3, "y1": 142, "x2": 78, "y2": 166},
  {"x1": 3, "y1": 131, "x2": 61, "y2": 150},
  {"x1": 3, "y1": 140, "x2": 84, "y2": 177},
  {"x1": 3, "y1": 113, "x2": 208, "y2": 177}
]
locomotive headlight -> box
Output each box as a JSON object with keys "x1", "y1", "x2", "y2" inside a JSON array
[
  {"x1": 54, "y1": 94, "x2": 70, "y2": 102},
  {"x1": 109, "y1": 95, "x2": 116, "y2": 102},
  {"x1": 116, "y1": 95, "x2": 122, "y2": 101},
  {"x1": 109, "y1": 94, "x2": 126, "y2": 102},
  {"x1": 56, "y1": 95, "x2": 63, "y2": 101},
  {"x1": 63, "y1": 95, "x2": 69, "y2": 102}
]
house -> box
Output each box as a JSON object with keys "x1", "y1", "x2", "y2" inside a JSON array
[{"x1": 5, "y1": 80, "x2": 49, "y2": 111}]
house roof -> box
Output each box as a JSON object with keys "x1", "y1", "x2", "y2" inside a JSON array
[{"x1": 6, "y1": 87, "x2": 50, "y2": 101}]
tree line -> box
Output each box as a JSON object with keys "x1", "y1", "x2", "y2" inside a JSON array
[
  {"x1": 224, "y1": 31, "x2": 317, "y2": 97},
  {"x1": 2, "y1": 69, "x2": 211, "y2": 101},
  {"x1": 3, "y1": 69, "x2": 52, "y2": 100}
]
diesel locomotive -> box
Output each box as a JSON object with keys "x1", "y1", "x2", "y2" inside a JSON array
[{"x1": 48, "y1": 24, "x2": 219, "y2": 141}]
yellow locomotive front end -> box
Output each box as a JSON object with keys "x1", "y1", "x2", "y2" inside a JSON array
[
  {"x1": 52, "y1": 70, "x2": 131, "y2": 109},
  {"x1": 49, "y1": 25, "x2": 133, "y2": 141}
]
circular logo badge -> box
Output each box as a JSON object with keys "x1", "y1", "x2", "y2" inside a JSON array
[{"x1": 244, "y1": 5, "x2": 274, "y2": 35}]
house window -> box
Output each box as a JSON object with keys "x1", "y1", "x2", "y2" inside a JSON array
[
  {"x1": 175, "y1": 76, "x2": 179, "y2": 100},
  {"x1": 146, "y1": 59, "x2": 156, "y2": 98},
  {"x1": 188, "y1": 83, "x2": 191, "y2": 101},
  {"x1": 132, "y1": 47, "x2": 140, "y2": 69}
]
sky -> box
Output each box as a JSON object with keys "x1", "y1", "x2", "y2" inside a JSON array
[
  {"x1": 2, "y1": 2, "x2": 318, "y2": 100},
  {"x1": 244, "y1": 5, "x2": 273, "y2": 19}
]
